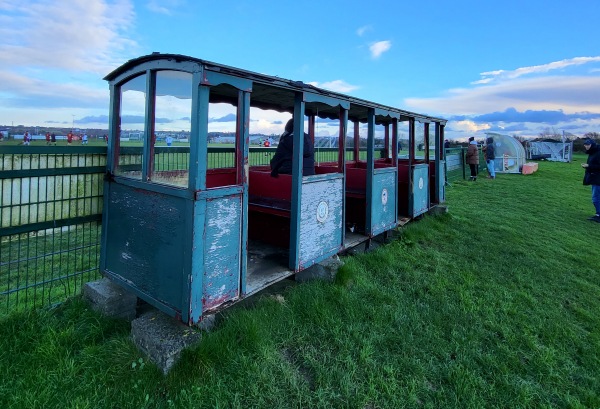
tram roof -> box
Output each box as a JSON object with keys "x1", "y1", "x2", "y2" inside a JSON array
[{"x1": 105, "y1": 53, "x2": 447, "y2": 126}]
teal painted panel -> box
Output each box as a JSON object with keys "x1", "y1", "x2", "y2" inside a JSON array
[
  {"x1": 298, "y1": 177, "x2": 344, "y2": 268},
  {"x1": 411, "y1": 165, "x2": 429, "y2": 217},
  {"x1": 104, "y1": 183, "x2": 187, "y2": 313},
  {"x1": 200, "y1": 194, "x2": 242, "y2": 312},
  {"x1": 438, "y1": 160, "x2": 446, "y2": 203},
  {"x1": 370, "y1": 170, "x2": 397, "y2": 236}
]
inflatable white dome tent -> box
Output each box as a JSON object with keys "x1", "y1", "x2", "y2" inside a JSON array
[{"x1": 485, "y1": 132, "x2": 526, "y2": 174}]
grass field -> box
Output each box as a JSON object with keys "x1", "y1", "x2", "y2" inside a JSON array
[{"x1": 1, "y1": 156, "x2": 599, "y2": 408}]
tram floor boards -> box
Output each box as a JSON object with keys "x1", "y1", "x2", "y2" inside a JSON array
[
  {"x1": 342, "y1": 231, "x2": 368, "y2": 250},
  {"x1": 246, "y1": 241, "x2": 293, "y2": 295},
  {"x1": 246, "y1": 232, "x2": 372, "y2": 294}
]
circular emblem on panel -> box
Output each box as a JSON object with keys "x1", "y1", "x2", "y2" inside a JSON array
[
  {"x1": 418, "y1": 177, "x2": 424, "y2": 190},
  {"x1": 316, "y1": 201, "x2": 329, "y2": 223},
  {"x1": 381, "y1": 188, "x2": 388, "y2": 206}
]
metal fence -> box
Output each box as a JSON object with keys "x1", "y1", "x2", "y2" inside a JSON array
[
  {"x1": 1, "y1": 144, "x2": 479, "y2": 316},
  {"x1": 1, "y1": 146, "x2": 105, "y2": 316},
  {"x1": 445, "y1": 146, "x2": 487, "y2": 182}
]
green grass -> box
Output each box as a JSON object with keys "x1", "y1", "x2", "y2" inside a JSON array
[
  {"x1": 0, "y1": 224, "x2": 101, "y2": 316},
  {"x1": 1, "y1": 157, "x2": 599, "y2": 408}
]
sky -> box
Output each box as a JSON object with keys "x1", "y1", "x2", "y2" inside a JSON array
[{"x1": 1, "y1": 0, "x2": 599, "y2": 140}]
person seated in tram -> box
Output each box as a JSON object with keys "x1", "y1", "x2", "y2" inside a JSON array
[{"x1": 270, "y1": 118, "x2": 315, "y2": 177}]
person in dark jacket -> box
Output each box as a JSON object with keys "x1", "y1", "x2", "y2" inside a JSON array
[
  {"x1": 582, "y1": 138, "x2": 600, "y2": 222},
  {"x1": 270, "y1": 118, "x2": 315, "y2": 177},
  {"x1": 466, "y1": 136, "x2": 479, "y2": 181},
  {"x1": 485, "y1": 136, "x2": 496, "y2": 179}
]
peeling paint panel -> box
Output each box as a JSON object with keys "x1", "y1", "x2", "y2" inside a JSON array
[
  {"x1": 202, "y1": 195, "x2": 242, "y2": 311},
  {"x1": 104, "y1": 183, "x2": 186, "y2": 311},
  {"x1": 298, "y1": 177, "x2": 343, "y2": 266},
  {"x1": 438, "y1": 160, "x2": 446, "y2": 203},
  {"x1": 411, "y1": 164, "x2": 429, "y2": 217},
  {"x1": 370, "y1": 171, "x2": 397, "y2": 236}
]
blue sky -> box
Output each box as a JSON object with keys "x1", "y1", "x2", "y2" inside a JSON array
[{"x1": 1, "y1": 0, "x2": 599, "y2": 140}]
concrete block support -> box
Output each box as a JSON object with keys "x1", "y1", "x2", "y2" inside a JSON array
[
  {"x1": 295, "y1": 255, "x2": 344, "y2": 283},
  {"x1": 83, "y1": 278, "x2": 137, "y2": 320},
  {"x1": 131, "y1": 309, "x2": 203, "y2": 374}
]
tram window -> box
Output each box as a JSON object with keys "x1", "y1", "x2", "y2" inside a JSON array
[
  {"x1": 151, "y1": 70, "x2": 193, "y2": 188},
  {"x1": 374, "y1": 123, "x2": 386, "y2": 159},
  {"x1": 207, "y1": 101, "x2": 238, "y2": 172},
  {"x1": 414, "y1": 122, "x2": 426, "y2": 160},
  {"x1": 248, "y1": 108, "x2": 293, "y2": 167},
  {"x1": 115, "y1": 73, "x2": 146, "y2": 179},
  {"x1": 398, "y1": 121, "x2": 409, "y2": 158},
  {"x1": 352, "y1": 122, "x2": 368, "y2": 161},
  {"x1": 313, "y1": 117, "x2": 340, "y2": 166},
  {"x1": 429, "y1": 124, "x2": 436, "y2": 160}
]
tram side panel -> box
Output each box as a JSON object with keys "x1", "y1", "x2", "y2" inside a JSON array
[
  {"x1": 103, "y1": 183, "x2": 188, "y2": 316},
  {"x1": 193, "y1": 193, "x2": 243, "y2": 316},
  {"x1": 369, "y1": 169, "x2": 398, "y2": 236},
  {"x1": 410, "y1": 163, "x2": 430, "y2": 217},
  {"x1": 397, "y1": 162, "x2": 430, "y2": 218},
  {"x1": 298, "y1": 176, "x2": 344, "y2": 268},
  {"x1": 429, "y1": 160, "x2": 446, "y2": 205},
  {"x1": 439, "y1": 160, "x2": 446, "y2": 203}
]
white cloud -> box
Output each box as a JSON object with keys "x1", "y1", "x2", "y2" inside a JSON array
[
  {"x1": 406, "y1": 75, "x2": 600, "y2": 116},
  {"x1": 146, "y1": 0, "x2": 183, "y2": 15},
  {"x1": 0, "y1": 0, "x2": 137, "y2": 75},
  {"x1": 451, "y1": 120, "x2": 491, "y2": 133},
  {"x1": 404, "y1": 57, "x2": 600, "y2": 139},
  {"x1": 308, "y1": 80, "x2": 360, "y2": 93},
  {"x1": 0, "y1": 0, "x2": 140, "y2": 125},
  {"x1": 369, "y1": 40, "x2": 391, "y2": 59},
  {"x1": 475, "y1": 56, "x2": 600, "y2": 84},
  {"x1": 356, "y1": 25, "x2": 371, "y2": 37}
]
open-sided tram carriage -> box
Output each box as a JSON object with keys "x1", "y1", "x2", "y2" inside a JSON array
[{"x1": 100, "y1": 53, "x2": 447, "y2": 325}]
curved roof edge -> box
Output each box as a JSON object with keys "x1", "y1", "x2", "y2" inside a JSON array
[{"x1": 104, "y1": 53, "x2": 447, "y2": 125}]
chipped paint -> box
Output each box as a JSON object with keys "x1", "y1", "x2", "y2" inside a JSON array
[
  {"x1": 411, "y1": 164, "x2": 429, "y2": 217},
  {"x1": 201, "y1": 195, "x2": 241, "y2": 312},
  {"x1": 298, "y1": 177, "x2": 343, "y2": 265},
  {"x1": 104, "y1": 183, "x2": 186, "y2": 312},
  {"x1": 370, "y1": 171, "x2": 397, "y2": 236}
]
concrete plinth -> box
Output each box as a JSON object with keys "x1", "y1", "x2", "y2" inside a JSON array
[
  {"x1": 83, "y1": 278, "x2": 137, "y2": 320},
  {"x1": 131, "y1": 309, "x2": 203, "y2": 374},
  {"x1": 295, "y1": 255, "x2": 344, "y2": 283}
]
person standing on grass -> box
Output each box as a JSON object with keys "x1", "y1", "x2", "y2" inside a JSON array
[
  {"x1": 485, "y1": 136, "x2": 496, "y2": 179},
  {"x1": 582, "y1": 138, "x2": 600, "y2": 223},
  {"x1": 51, "y1": 132, "x2": 56, "y2": 145},
  {"x1": 466, "y1": 136, "x2": 479, "y2": 181}
]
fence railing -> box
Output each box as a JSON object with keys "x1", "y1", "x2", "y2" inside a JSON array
[
  {"x1": 1, "y1": 145, "x2": 478, "y2": 316},
  {"x1": 445, "y1": 146, "x2": 486, "y2": 182},
  {"x1": 1, "y1": 146, "x2": 105, "y2": 316}
]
